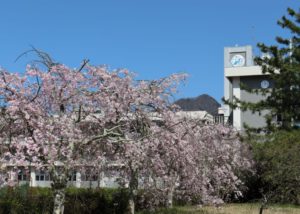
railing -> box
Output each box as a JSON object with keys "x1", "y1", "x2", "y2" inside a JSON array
[
  {"x1": 213, "y1": 114, "x2": 233, "y2": 126},
  {"x1": 214, "y1": 115, "x2": 225, "y2": 125}
]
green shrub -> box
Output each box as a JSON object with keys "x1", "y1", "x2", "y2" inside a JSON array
[
  {"x1": 0, "y1": 186, "x2": 202, "y2": 213},
  {"x1": 64, "y1": 188, "x2": 129, "y2": 214},
  {"x1": 0, "y1": 186, "x2": 53, "y2": 214},
  {"x1": 0, "y1": 186, "x2": 129, "y2": 214},
  {"x1": 248, "y1": 130, "x2": 300, "y2": 204}
]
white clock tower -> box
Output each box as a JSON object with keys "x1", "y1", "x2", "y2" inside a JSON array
[{"x1": 219, "y1": 45, "x2": 272, "y2": 131}]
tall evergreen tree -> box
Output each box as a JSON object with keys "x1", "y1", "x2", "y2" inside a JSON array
[{"x1": 228, "y1": 7, "x2": 300, "y2": 131}]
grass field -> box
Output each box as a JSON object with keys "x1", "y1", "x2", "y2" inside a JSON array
[
  {"x1": 138, "y1": 203, "x2": 300, "y2": 214},
  {"x1": 199, "y1": 203, "x2": 300, "y2": 214}
]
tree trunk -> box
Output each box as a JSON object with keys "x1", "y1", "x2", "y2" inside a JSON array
[
  {"x1": 127, "y1": 170, "x2": 138, "y2": 214},
  {"x1": 128, "y1": 186, "x2": 137, "y2": 214},
  {"x1": 53, "y1": 188, "x2": 66, "y2": 214},
  {"x1": 165, "y1": 174, "x2": 177, "y2": 209},
  {"x1": 166, "y1": 186, "x2": 174, "y2": 208},
  {"x1": 128, "y1": 196, "x2": 135, "y2": 214},
  {"x1": 259, "y1": 206, "x2": 264, "y2": 214},
  {"x1": 259, "y1": 195, "x2": 268, "y2": 214},
  {"x1": 51, "y1": 167, "x2": 68, "y2": 214}
]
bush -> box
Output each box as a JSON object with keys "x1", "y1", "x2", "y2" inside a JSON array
[
  {"x1": 0, "y1": 185, "x2": 52, "y2": 214},
  {"x1": 136, "y1": 189, "x2": 167, "y2": 212},
  {"x1": 0, "y1": 186, "x2": 210, "y2": 213},
  {"x1": 248, "y1": 130, "x2": 300, "y2": 204},
  {"x1": 64, "y1": 188, "x2": 129, "y2": 214},
  {"x1": 0, "y1": 186, "x2": 129, "y2": 214}
]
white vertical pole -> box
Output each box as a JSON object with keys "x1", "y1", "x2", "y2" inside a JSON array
[{"x1": 232, "y1": 77, "x2": 241, "y2": 130}]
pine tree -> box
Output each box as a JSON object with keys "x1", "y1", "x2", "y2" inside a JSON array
[{"x1": 228, "y1": 7, "x2": 300, "y2": 131}]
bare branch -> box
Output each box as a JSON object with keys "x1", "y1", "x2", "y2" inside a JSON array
[
  {"x1": 0, "y1": 71, "x2": 15, "y2": 95},
  {"x1": 76, "y1": 105, "x2": 82, "y2": 123},
  {"x1": 29, "y1": 75, "x2": 41, "y2": 102},
  {"x1": 82, "y1": 124, "x2": 124, "y2": 145},
  {"x1": 77, "y1": 59, "x2": 89, "y2": 73},
  {"x1": 15, "y1": 46, "x2": 57, "y2": 70}
]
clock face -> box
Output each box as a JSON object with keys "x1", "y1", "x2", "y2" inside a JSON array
[
  {"x1": 230, "y1": 54, "x2": 245, "y2": 67},
  {"x1": 261, "y1": 80, "x2": 270, "y2": 89}
]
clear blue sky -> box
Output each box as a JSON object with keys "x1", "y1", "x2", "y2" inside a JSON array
[{"x1": 0, "y1": 0, "x2": 298, "y2": 102}]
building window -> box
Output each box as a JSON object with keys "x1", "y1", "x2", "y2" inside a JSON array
[
  {"x1": 277, "y1": 114, "x2": 282, "y2": 122},
  {"x1": 68, "y1": 171, "x2": 77, "y2": 181},
  {"x1": 36, "y1": 171, "x2": 51, "y2": 181},
  {"x1": 18, "y1": 169, "x2": 28, "y2": 181},
  {"x1": 82, "y1": 172, "x2": 98, "y2": 181}
]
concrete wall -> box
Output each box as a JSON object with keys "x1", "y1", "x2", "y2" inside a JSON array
[
  {"x1": 222, "y1": 45, "x2": 275, "y2": 130},
  {"x1": 224, "y1": 46, "x2": 253, "y2": 68},
  {"x1": 240, "y1": 76, "x2": 273, "y2": 129},
  {"x1": 223, "y1": 46, "x2": 255, "y2": 126},
  {"x1": 232, "y1": 77, "x2": 241, "y2": 130}
]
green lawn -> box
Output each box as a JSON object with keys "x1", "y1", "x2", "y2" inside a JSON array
[
  {"x1": 200, "y1": 203, "x2": 300, "y2": 214},
  {"x1": 138, "y1": 203, "x2": 300, "y2": 214}
]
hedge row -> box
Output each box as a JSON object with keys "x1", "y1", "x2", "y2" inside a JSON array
[
  {"x1": 0, "y1": 186, "x2": 175, "y2": 214},
  {"x1": 0, "y1": 186, "x2": 129, "y2": 214}
]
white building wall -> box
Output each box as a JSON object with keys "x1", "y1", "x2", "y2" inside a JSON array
[
  {"x1": 30, "y1": 171, "x2": 36, "y2": 187},
  {"x1": 76, "y1": 172, "x2": 81, "y2": 188}
]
